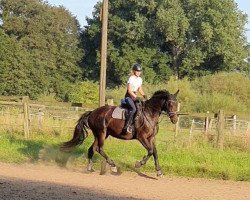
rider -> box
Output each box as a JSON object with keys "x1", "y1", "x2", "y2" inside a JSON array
[{"x1": 123, "y1": 63, "x2": 147, "y2": 134}]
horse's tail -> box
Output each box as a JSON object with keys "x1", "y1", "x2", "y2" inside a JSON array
[{"x1": 60, "y1": 111, "x2": 92, "y2": 151}]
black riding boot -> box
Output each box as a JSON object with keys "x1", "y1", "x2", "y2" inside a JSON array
[{"x1": 123, "y1": 111, "x2": 134, "y2": 134}]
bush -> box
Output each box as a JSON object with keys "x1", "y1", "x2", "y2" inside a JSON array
[
  {"x1": 68, "y1": 81, "x2": 99, "y2": 107},
  {"x1": 106, "y1": 73, "x2": 250, "y2": 115},
  {"x1": 193, "y1": 92, "x2": 248, "y2": 113},
  {"x1": 37, "y1": 92, "x2": 59, "y2": 103},
  {"x1": 106, "y1": 86, "x2": 126, "y2": 105},
  {"x1": 192, "y1": 72, "x2": 250, "y2": 104},
  {"x1": 192, "y1": 72, "x2": 250, "y2": 113},
  {"x1": 165, "y1": 77, "x2": 197, "y2": 112}
]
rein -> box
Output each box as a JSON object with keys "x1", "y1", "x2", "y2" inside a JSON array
[
  {"x1": 135, "y1": 103, "x2": 160, "y2": 130},
  {"x1": 140, "y1": 98, "x2": 177, "y2": 129}
]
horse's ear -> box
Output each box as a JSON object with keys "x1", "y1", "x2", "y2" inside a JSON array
[{"x1": 174, "y1": 89, "x2": 179, "y2": 96}]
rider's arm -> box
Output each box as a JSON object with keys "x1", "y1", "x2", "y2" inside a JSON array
[
  {"x1": 138, "y1": 86, "x2": 147, "y2": 100},
  {"x1": 138, "y1": 86, "x2": 145, "y2": 96}
]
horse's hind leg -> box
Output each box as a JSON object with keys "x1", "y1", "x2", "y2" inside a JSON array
[
  {"x1": 96, "y1": 133, "x2": 118, "y2": 173},
  {"x1": 87, "y1": 138, "x2": 98, "y2": 172}
]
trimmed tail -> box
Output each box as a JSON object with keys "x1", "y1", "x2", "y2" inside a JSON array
[{"x1": 60, "y1": 111, "x2": 92, "y2": 150}]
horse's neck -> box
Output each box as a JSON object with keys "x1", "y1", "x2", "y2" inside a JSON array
[{"x1": 144, "y1": 100, "x2": 162, "y2": 120}]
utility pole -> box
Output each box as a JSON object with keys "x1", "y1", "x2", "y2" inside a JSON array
[{"x1": 99, "y1": 0, "x2": 109, "y2": 107}]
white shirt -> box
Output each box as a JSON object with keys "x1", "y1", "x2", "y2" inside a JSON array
[{"x1": 127, "y1": 75, "x2": 142, "y2": 92}]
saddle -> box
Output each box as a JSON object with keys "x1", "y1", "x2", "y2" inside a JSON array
[
  {"x1": 111, "y1": 100, "x2": 143, "y2": 121},
  {"x1": 111, "y1": 106, "x2": 127, "y2": 120}
]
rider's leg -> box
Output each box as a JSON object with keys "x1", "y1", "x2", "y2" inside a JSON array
[{"x1": 123, "y1": 97, "x2": 136, "y2": 133}]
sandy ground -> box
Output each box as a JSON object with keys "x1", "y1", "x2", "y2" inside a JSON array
[{"x1": 0, "y1": 162, "x2": 249, "y2": 200}]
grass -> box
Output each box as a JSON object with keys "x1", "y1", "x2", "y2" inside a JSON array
[{"x1": 0, "y1": 129, "x2": 249, "y2": 181}]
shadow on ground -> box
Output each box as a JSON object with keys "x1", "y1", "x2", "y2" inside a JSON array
[
  {"x1": 0, "y1": 176, "x2": 140, "y2": 200},
  {"x1": 117, "y1": 161, "x2": 158, "y2": 180}
]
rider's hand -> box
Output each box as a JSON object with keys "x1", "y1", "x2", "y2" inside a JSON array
[{"x1": 132, "y1": 95, "x2": 137, "y2": 101}]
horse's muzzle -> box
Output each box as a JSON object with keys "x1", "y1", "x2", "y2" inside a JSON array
[
  {"x1": 170, "y1": 112, "x2": 188, "y2": 124},
  {"x1": 168, "y1": 112, "x2": 178, "y2": 124},
  {"x1": 170, "y1": 116, "x2": 178, "y2": 124}
]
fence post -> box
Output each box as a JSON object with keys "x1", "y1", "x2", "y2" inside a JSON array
[
  {"x1": 247, "y1": 122, "x2": 250, "y2": 134},
  {"x1": 174, "y1": 103, "x2": 181, "y2": 137},
  {"x1": 232, "y1": 115, "x2": 237, "y2": 135},
  {"x1": 106, "y1": 99, "x2": 114, "y2": 106},
  {"x1": 204, "y1": 111, "x2": 209, "y2": 134},
  {"x1": 22, "y1": 96, "x2": 30, "y2": 138},
  {"x1": 189, "y1": 119, "x2": 194, "y2": 144},
  {"x1": 37, "y1": 109, "x2": 44, "y2": 129},
  {"x1": 216, "y1": 110, "x2": 224, "y2": 150}
]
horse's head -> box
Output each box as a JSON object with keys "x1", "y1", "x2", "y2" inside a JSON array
[
  {"x1": 151, "y1": 89, "x2": 179, "y2": 124},
  {"x1": 163, "y1": 90, "x2": 179, "y2": 124}
]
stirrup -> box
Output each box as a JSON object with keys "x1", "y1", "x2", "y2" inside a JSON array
[
  {"x1": 126, "y1": 126, "x2": 133, "y2": 134},
  {"x1": 122, "y1": 126, "x2": 132, "y2": 134}
]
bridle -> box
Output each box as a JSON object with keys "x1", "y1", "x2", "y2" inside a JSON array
[
  {"x1": 137, "y1": 97, "x2": 178, "y2": 130},
  {"x1": 163, "y1": 99, "x2": 177, "y2": 118}
]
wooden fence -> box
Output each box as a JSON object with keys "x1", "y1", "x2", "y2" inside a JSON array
[
  {"x1": 0, "y1": 96, "x2": 88, "y2": 138},
  {"x1": 179, "y1": 111, "x2": 250, "y2": 150},
  {"x1": 187, "y1": 114, "x2": 250, "y2": 135},
  {"x1": 0, "y1": 97, "x2": 249, "y2": 150}
]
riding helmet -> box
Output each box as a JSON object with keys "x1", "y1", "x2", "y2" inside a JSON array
[{"x1": 132, "y1": 63, "x2": 142, "y2": 71}]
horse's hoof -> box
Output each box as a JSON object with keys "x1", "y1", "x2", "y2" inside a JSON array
[
  {"x1": 156, "y1": 170, "x2": 163, "y2": 177},
  {"x1": 87, "y1": 168, "x2": 95, "y2": 173},
  {"x1": 110, "y1": 166, "x2": 122, "y2": 176},
  {"x1": 110, "y1": 166, "x2": 118, "y2": 173},
  {"x1": 135, "y1": 161, "x2": 141, "y2": 168},
  {"x1": 87, "y1": 165, "x2": 95, "y2": 173}
]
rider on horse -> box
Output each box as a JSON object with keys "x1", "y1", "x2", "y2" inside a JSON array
[{"x1": 123, "y1": 63, "x2": 147, "y2": 134}]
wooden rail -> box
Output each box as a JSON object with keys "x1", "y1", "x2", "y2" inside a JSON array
[{"x1": 0, "y1": 96, "x2": 87, "y2": 138}]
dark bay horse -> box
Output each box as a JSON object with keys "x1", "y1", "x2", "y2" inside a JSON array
[{"x1": 61, "y1": 90, "x2": 179, "y2": 176}]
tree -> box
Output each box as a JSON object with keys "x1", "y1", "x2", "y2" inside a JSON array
[
  {"x1": 82, "y1": 0, "x2": 173, "y2": 85},
  {"x1": 82, "y1": 0, "x2": 248, "y2": 83},
  {"x1": 0, "y1": 0, "x2": 83, "y2": 99},
  {"x1": 178, "y1": 0, "x2": 248, "y2": 77}
]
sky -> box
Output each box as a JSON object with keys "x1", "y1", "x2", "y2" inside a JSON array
[{"x1": 46, "y1": 0, "x2": 250, "y2": 42}]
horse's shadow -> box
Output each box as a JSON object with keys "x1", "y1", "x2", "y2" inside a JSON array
[{"x1": 116, "y1": 161, "x2": 158, "y2": 180}]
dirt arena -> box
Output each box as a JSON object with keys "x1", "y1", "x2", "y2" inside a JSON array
[{"x1": 0, "y1": 163, "x2": 249, "y2": 200}]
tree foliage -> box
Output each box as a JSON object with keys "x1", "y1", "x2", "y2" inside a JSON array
[
  {"x1": 0, "y1": 0, "x2": 83, "y2": 99},
  {"x1": 82, "y1": 0, "x2": 248, "y2": 84},
  {"x1": 68, "y1": 81, "x2": 99, "y2": 106},
  {"x1": 0, "y1": 0, "x2": 249, "y2": 100}
]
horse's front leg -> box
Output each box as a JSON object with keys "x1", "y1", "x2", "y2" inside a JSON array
[
  {"x1": 136, "y1": 138, "x2": 163, "y2": 177},
  {"x1": 135, "y1": 137, "x2": 153, "y2": 168},
  {"x1": 152, "y1": 143, "x2": 163, "y2": 177},
  {"x1": 135, "y1": 150, "x2": 153, "y2": 168}
]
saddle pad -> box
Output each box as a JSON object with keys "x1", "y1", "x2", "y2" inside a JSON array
[{"x1": 112, "y1": 107, "x2": 126, "y2": 120}]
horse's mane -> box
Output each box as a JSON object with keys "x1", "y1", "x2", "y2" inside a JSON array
[
  {"x1": 152, "y1": 90, "x2": 170, "y2": 98},
  {"x1": 144, "y1": 90, "x2": 171, "y2": 112}
]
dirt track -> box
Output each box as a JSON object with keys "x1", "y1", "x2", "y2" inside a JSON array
[{"x1": 0, "y1": 163, "x2": 249, "y2": 200}]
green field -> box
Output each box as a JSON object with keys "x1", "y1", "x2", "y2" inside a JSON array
[{"x1": 0, "y1": 127, "x2": 249, "y2": 182}]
